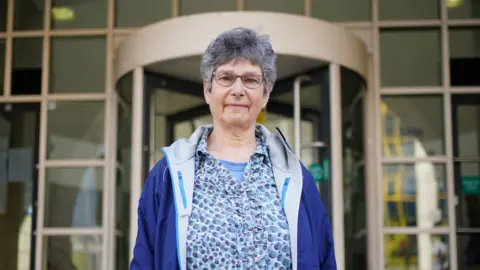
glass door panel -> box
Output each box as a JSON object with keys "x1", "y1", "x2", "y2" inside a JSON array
[
  {"x1": 340, "y1": 67, "x2": 367, "y2": 269},
  {"x1": 147, "y1": 70, "x2": 332, "y2": 213},
  {"x1": 452, "y1": 94, "x2": 480, "y2": 269}
]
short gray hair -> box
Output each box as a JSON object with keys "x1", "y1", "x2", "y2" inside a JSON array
[{"x1": 200, "y1": 27, "x2": 277, "y2": 92}]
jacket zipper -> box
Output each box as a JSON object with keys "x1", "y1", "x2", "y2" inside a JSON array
[
  {"x1": 281, "y1": 177, "x2": 290, "y2": 209},
  {"x1": 177, "y1": 171, "x2": 187, "y2": 209}
]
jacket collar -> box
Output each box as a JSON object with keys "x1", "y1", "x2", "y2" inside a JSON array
[{"x1": 165, "y1": 124, "x2": 295, "y2": 173}]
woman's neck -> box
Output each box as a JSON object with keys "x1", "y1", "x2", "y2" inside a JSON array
[{"x1": 207, "y1": 124, "x2": 257, "y2": 162}]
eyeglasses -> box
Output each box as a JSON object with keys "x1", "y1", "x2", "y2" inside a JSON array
[{"x1": 213, "y1": 72, "x2": 264, "y2": 89}]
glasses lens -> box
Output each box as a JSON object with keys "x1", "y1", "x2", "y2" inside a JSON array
[
  {"x1": 242, "y1": 75, "x2": 262, "y2": 89},
  {"x1": 215, "y1": 73, "x2": 236, "y2": 87}
]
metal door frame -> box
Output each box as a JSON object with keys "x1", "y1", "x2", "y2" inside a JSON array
[{"x1": 137, "y1": 64, "x2": 351, "y2": 267}]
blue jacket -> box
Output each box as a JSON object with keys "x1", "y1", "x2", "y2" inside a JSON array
[{"x1": 131, "y1": 125, "x2": 336, "y2": 269}]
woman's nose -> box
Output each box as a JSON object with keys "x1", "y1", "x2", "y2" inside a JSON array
[{"x1": 231, "y1": 78, "x2": 245, "y2": 95}]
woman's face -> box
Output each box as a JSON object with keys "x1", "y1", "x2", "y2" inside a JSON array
[{"x1": 204, "y1": 59, "x2": 271, "y2": 130}]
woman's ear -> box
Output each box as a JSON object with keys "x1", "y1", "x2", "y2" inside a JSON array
[
  {"x1": 203, "y1": 80, "x2": 211, "y2": 105},
  {"x1": 263, "y1": 83, "x2": 272, "y2": 108}
]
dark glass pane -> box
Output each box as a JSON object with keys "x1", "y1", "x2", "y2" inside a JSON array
[
  {"x1": 13, "y1": 0, "x2": 44, "y2": 30},
  {"x1": 51, "y1": 0, "x2": 107, "y2": 29},
  {"x1": 312, "y1": 0, "x2": 371, "y2": 21},
  {"x1": 180, "y1": 0, "x2": 236, "y2": 15},
  {"x1": 115, "y1": 0, "x2": 171, "y2": 27},
  {"x1": 12, "y1": 38, "x2": 43, "y2": 95}
]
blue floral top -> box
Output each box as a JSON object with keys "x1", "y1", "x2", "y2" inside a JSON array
[{"x1": 186, "y1": 127, "x2": 293, "y2": 269}]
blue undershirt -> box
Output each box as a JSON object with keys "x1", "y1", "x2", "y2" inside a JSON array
[{"x1": 220, "y1": 160, "x2": 247, "y2": 182}]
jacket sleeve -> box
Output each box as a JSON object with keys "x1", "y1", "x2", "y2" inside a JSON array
[
  {"x1": 130, "y1": 160, "x2": 164, "y2": 269},
  {"x1": 302, "y1": 165, "x2": 337, "y2": 269}
]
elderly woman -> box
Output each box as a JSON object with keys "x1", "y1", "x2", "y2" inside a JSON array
[{"x1": 131, "y1": 27, "x2": 336, "y2": 270}]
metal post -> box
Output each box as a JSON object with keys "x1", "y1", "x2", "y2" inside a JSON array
[
  {"x1": 293, "y1": 75, "x2": 309, "y2": 158},
  {"x1": 129, "y1": 67, "x2": 145, "y2": 262},
  {"x1": 329, "y1": 63, "x2": 345, "y2": 270},
  {"x1": 365, "y1": 55, "x2": 378, "y2": 270}
]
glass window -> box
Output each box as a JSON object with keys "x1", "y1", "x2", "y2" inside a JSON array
[
  {"x1": 12, "y1": 38, "x2": 43, "y2": 96},
  {"x1": 0, "y1": 103, "x2": 39, "y2": 270},
  {"x1": 380, "y1": 28, "x2": 442, "y2": 87},
  {"x1": 50, "y1": 36, "x2": 106, "y2": 93},
  {"x1": 381, "y1": 95, "x2": 444, "y2": 157},
  {"x1": 13, "y1": 0, "x2": 44, "y2": 30},
  {"x1": 383, "y1": 164, "x2": 448, "y2": 228},
  {"x1": 379, "y1": 0, "x2": 439, "y2": 20},
  {"x1": 115, "y1": 0, "x2": 171, "y2": 27},
  {"x1": 45, "y1": 167, "x2": 103, "y2": 227},
  {"x1": 180, "y1": 0, "x2": 236, "y2": 15},
  {"x1": 311, "y1": 0, "x2": 371, "y2": 21},
  {"x1": 47, "y1": 101, "x2": 105, "y2": 159},
  {"x1": 450, "y1": 27, "x2": 480, "y2": 60},
  {"x1": 0, "y1": 1, "x2": 6, "y2": 32},
  {"x1": 449, "y1": 27, "x2": 480, "y2": 87},
  {"x1": 454, "y1": 162, "x2": 480, "y2": 229},
  {"x1": 51, "y1": 0, "x2": 107, "y2": 29},
  {"x1": 384, "y1": 234, "x2": 449, "y2": 269},
  {"x1": 44, "y1": 235, "x2": 102, "y2": 269},
  {"x1": 448, "y1": 0, "x2": 480, "y2": 19},
  {"x1": 0, "y1": 39, "x2": 5, "y2": 95},
  {"x1": 245, "y1": 0, "x2": 303, "y2": 15},
  {"x1": 454, "y1": 97, "x2": 480, "y2": 157}
]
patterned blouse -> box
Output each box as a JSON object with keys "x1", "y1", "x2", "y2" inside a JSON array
[{"x1": 185, "y1": 127, "x2": 293, "y2": 269}]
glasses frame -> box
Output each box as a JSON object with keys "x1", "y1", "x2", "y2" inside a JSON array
[{"x1": 212, "y1": 71, "x2": 265, "y2": 90}]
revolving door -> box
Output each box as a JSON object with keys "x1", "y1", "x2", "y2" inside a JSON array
[
  {"x1": 114, "y1": 11, "x2": 370, "y2": 270},
  {"x1": 116, "y1": 63, "x2": 368, "y2": 270}
]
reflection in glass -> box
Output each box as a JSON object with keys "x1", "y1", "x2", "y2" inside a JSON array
[
  {"x1": 13, "y1": 0, "x2": 43, "y2": 30},
  {"x1": 116, "y1": 101, "x2": 131, "y2": 270},
  {"x1": 0, "y1": 1, "x2": 6, "y2": 32},
  {"x1": 449, "y1": 27, "x2": 480, "y2": 87},
  {"x1": 245, "y1": 0, "x2": 303, "y2": 15},
  {"x1": 44, "y1": 235, "x2": 102, "y2": 270},
  {"x1": 0, "y1": 39, "x2": 5, "y2": 95},
  {"x1": 180, "y1": 0, "x2": 236, "y2": 15},
  {"x1": 379, "y1": 0, "x2": 439, "y2": 20},
  {"x1": 384, "y1": 234, "x2": 449, "y2": 270},
  {"x1": 50, "y1": 37, "x2": 106, "y2": 93},
  {"x1": 383, "y1": 164, "x2": 447, "y2": 227},
  {"x1": 380, "y1": 28, "x2": 442, "y2": 86},
  {"x1": 47, "y1": 101, "x2": 105, "y2": 159},
  {"x1": 455, "y1": 101, "x2": 480, "y2": 157},
  {"x1": 341, "y1": 67, "x2": 367, "y2": 269},
  {"x1": 51, "y1": 0, "x2": 107, "y2": 29},
  {"x1": 311, "y1": 0, "x2": 371, "y2": 21},
  {"x1": 45, "y1": 167, "x2": 103, "y2": 228},
  {"x1": 12, "y1": 38, "x2": 43, "y2": 95},
  {"x1": 381, "y1": 95, "x2": 444, "y2": 157},
  {"x1": 0, "y1": 103, "x2": 39, "y2": 270},
  {"x1": 115, "y1": 0, "x2": 171, "y2": 27},
  {"x1": 455, "y1": 162, "x2": 480, "y2": 229},
  {"x1": 457, "y1": 234, "x2": 480, "y2": 269},
  {"x1": 448, "y1": 0, "x2": 480, "y2": 19},
  {"x1": 150, "y1": 89, "x2": 206, "y2": 164}
]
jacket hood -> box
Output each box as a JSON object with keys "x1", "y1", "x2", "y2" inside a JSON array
[{"x1": 164, "y1": 124, "x2": 297, "y2": 174}]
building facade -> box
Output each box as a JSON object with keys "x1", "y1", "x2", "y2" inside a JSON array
[{"x1": 0, "y1": 0, "x2": 479, "y2": 270}]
